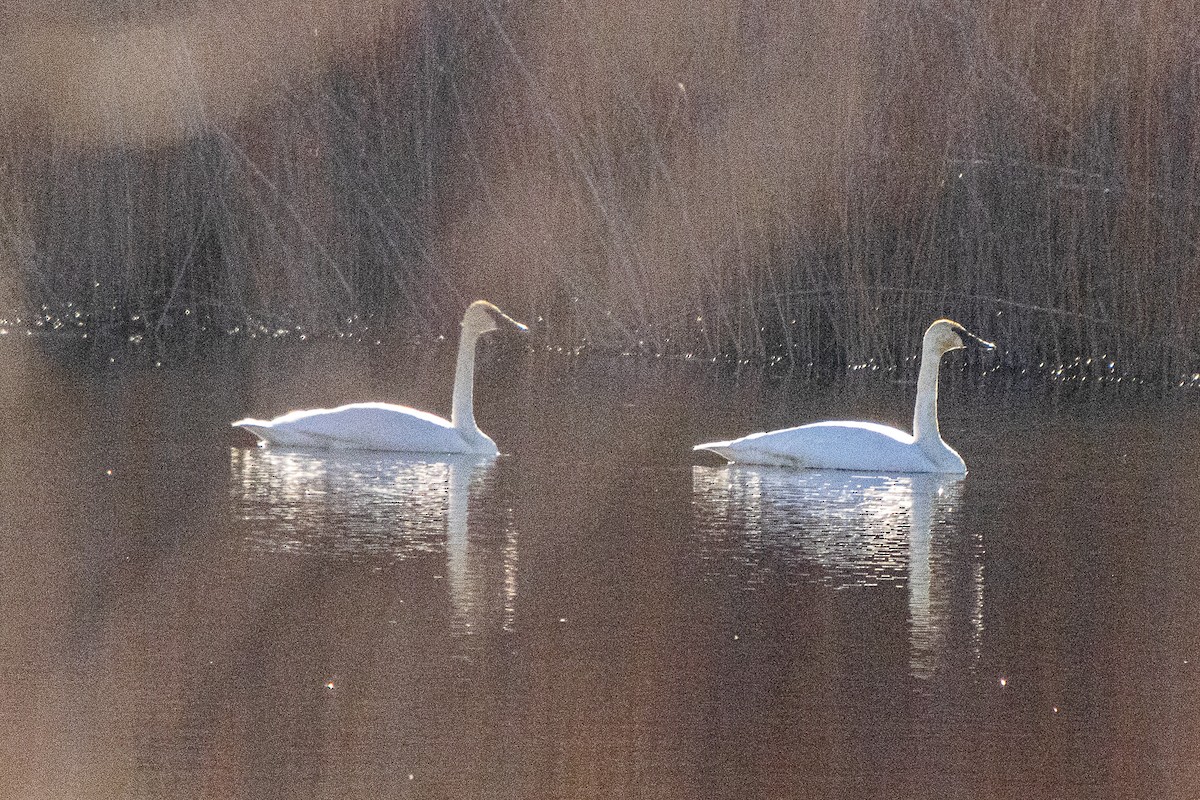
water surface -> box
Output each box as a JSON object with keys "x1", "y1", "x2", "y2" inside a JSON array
[{"x1": 0, "y1": 336, "x2": 1197, "y2": 799}]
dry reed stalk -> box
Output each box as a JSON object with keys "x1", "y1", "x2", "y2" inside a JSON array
[{"x1": 0, "y1": 0, "x2": 1194, "y2": 382}]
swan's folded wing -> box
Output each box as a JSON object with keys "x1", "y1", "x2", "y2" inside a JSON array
[
  {"x1": 233, "y1": 403, "x2": 474, "y2": 453},
  {"x1": 694, "y1": 421, "x2": 936, "y2": 472}
]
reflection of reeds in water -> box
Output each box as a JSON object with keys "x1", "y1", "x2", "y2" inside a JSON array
[
  {"x1": 230, "y1": 449, "x2": 516, "y2": 633},
  {"x1": 692, "y1": 466, "x2": 983, "y2": 679}
]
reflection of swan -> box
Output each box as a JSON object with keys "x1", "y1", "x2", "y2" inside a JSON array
[
  {"x1": 903, "y1": 475, "x2": 983, "y2": 679},
  {"x1": 694, "y1": 320, "x2": 994, "y2": 473},
  {"x1": 231, "y1": 449, "x2": 494, "y2": 558},
  {"x1": 692, "y1": 465, "x2": 982, "y2": 678},
  {"x1": 230, "y1": 448, "x2": 517, "y2": 633},
  {"x1": 443, "y1": 457, "x2": 519, "y2": 635},
  {"x1": 232, "y1": 300, "x2": 527, "y2": 454}
]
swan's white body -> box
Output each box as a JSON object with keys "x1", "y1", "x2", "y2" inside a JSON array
[
  {"x1": 234, "y1": 402, "x2": 494, "y2": 454},
  {"x1": 233, "y1": 300, "x2": 526, "y2": 455},
  {"x1": 698, "y1": 420, "x2": 957, "y2": 473},
  {"x1": 694, "y1": 319, "x2": 993, "y2": 474}
]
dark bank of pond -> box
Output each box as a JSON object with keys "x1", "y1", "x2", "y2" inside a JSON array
[{"x1": 0, "y1": 334, "x2": 1196, "y2": 799}]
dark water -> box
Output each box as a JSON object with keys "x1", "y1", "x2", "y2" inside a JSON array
[{"x1": 0, "y1": 335, "x2": 1198, "y2": 799}]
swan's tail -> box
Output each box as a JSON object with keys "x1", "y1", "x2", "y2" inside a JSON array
[
  {"x1": 693, "y1": 440, "x2": 737, "y2": 462},
  {"x1": 231, "y1": 419, "x2": 273, "y2": 447}
]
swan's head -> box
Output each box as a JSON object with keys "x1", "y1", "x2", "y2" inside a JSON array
[
  {"x1": 462, "y1": 300, "x2": 529, "y2": 336},
  {"x1": 925, "y1": 319, "x2": 995, "y2": 355}
]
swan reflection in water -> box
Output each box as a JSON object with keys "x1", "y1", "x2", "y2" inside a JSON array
[
  {"x1": 230, "y1": 448, "x2": 517, "y2": 634},
  {"x1": 692, "y1": 465, "x2": 983, "y2": 679}
]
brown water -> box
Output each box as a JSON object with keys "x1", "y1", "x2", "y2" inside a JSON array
[{"x1": 0, "y1": 335, "x2": 1198, "y2": 799}]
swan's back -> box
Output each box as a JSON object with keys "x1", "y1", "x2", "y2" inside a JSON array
[
  {"x1": 234, "y1": 402, "x2": 492, "y2": 454},
  {"x1": 695, "y1": 420, "x2": 942, "y2": 473}
]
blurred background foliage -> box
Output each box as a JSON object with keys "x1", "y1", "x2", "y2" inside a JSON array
[{"x1": 0, "y1": 0, "x2": 1198, "y2": 381}]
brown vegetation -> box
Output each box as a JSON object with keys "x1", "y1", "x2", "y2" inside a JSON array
[{"x1": 0, "y1": 1, "x2": 1198, "y2": 382}]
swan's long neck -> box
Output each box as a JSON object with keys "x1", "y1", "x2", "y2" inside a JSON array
[
  {"x1": 912, "y1": 339, "x2": 943, "y2": 444},
  {"x1": 450, "y1": 326, "x2": 482, "y2": 431}
]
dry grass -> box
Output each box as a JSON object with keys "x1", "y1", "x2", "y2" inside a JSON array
[{"x1": 0, "y1": 0, "x2": 1197, "y2": 383}]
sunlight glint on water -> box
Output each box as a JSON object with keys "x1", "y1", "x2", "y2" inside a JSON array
[
  {"x1": 692, "y1": 467, "x2": 984, "y2": 680},
  {"x1": 230, "y1": 448, "x2": 518, "y2": 636}
]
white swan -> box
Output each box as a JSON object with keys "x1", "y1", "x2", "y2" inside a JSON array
[
  {"x1": 233, "y1": 300, "x2": 527, "y2": 454},
  {"x1": 694, "y1": 319, "x2": 994, "y2": 474}
]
